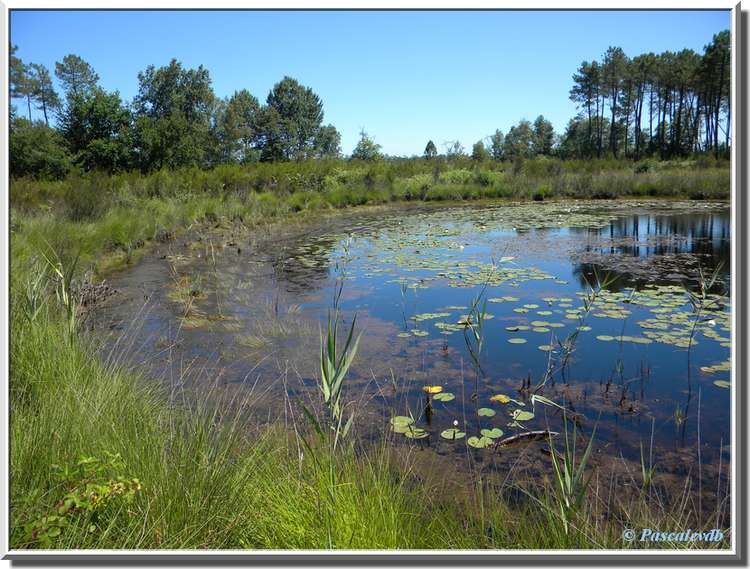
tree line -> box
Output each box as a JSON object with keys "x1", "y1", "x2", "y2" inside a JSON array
[
  {"x1": 455, "y1": 30, "x2": 730, "y2": 164},
  {"x1": 9, "y1": 29, "x2": 730, "y2": 180},
  {"x1": 9, "y1": 51, "x2": 342, "y2": 178},
  {"x1": 563, "y1": 31, "x2": 730, "y2": 159}
]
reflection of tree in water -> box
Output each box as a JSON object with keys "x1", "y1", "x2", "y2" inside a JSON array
[
  {"x1": 570, "y1": 212, "x2": 730, "y2": 291},
  {"x1": 267, "y1": 234, "x2": 339, "y2": 293}
]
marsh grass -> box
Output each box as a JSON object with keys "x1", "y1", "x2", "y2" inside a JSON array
[
  {"x1": 8, "y1": 162, "x2": 732, "y2": 550},
  {"x1": 10, "y1": 290, "x2": 730, "y2": 549}
]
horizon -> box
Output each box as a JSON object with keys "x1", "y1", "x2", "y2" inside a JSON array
[{"x1": 10, "y1": 9, "x2": 731, "y2": 156}]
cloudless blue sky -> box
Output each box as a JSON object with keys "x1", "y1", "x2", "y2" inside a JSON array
[{"x1": 10, "y1": 10, "x2": 730, "y2": 156}]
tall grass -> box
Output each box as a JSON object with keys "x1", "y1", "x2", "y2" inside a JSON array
[
  {"x1": 8, "y1": 157, "x2": 732, "y2": 550},
  {"x1": 9, "y1": 259, "x2": 730, "y2": 550}
]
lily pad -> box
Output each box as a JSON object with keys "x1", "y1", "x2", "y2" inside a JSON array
[
  {"x1": 596, "y1": 335, "x2": 615, "y2": 342},
  {"x1": 390, "y1": 416, "x2": 414, "y2": 427},
  {"x1": 512, "y1": 410, "x2": 535, "y2": 421},
  {"x1": 713, "y1": 380, "x2": 731, "y2": 389},
  {"x1": 467, "y1": 435, "x2": 494, "y2": 449},
  {"x1": 480, "y1": 428, "x2": 504, "y2": 439},
  {"x1": 440, "y1": 428, "x2": 466, "y2": 440},
  {"x1": 508, "y1": 338, "x2": 527, "y2": 344},
  {"x1": 404, "y1": 427, "x2": 430, "y2": 439},
  {"x1": 478, "y1": 407, "x2": 496, "y2": 417},
  {"x1": 433, "y1": 392, "x2": 455, "y2": 402},
  {"x1": 490, "y1": 394, "x2": 511, "y2": 404}
]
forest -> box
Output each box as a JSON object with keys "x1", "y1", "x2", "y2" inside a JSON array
[{"x1": 9, "y1": 29, "x2": 731, "y2": 181}]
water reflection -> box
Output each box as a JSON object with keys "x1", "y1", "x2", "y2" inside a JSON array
[
  {"x1": 94, "y1": 201, "x2": 732, "y2": 493},
  {"x1": 570, "y1": 211, "x2": 730, "y2": 291}
]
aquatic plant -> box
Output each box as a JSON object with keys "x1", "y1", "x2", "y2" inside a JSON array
[
  {"x1": 315, "y1": 309, "x2": 361, "y2": 448},
  {"x1": 40, "y1": 246, "x2": 80, "y2": 338},
  {"x1": 546, "y1": 415, "x2": 597, "y2": 536}
]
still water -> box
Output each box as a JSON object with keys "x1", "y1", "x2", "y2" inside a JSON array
[{"x1": 95, "y1": 200, "x2": 731, "y2": 479}]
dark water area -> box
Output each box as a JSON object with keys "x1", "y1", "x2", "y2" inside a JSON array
[{"x1": 93, "y1": 200, "x2": 732, "y2": 493}]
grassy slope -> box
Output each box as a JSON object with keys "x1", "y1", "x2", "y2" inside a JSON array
[{"x1": 9, "y1": 160, "x2": 731, "y2": 550}]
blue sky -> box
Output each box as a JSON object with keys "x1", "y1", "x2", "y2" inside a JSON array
[{"x1": 10, "y1": 10, "x2": 730, "y2": 156}]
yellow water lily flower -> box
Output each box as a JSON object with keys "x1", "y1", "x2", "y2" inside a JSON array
[
  {"x1": 490, "y1": 394, "x2": 511, "y2": 404},
  {"x1": 423, "y1": 385, "x2": 443, "y2": 394}
]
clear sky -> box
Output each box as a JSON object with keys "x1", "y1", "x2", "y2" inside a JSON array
[{"x1": 10, "y1": 9, "x2": 730, "y2": 156}]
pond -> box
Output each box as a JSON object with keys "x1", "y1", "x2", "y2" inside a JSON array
[{"x1": 94, "y1": 199, "x2": 731, "y2": 492}]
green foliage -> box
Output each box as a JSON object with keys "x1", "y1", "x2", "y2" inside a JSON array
[
  {"x1": 568, "y1": 34, "x2": 730, "y2": 159},
  {"x1": 133, "y1": 59, "x2": 215, "y2": 170},
  {"x1": 59, "y1": 88, "x2": 133, "y2": 172},
  {"x1": 213, "y1": 89, "x2": 261, "y2": 164},
  {"x1": 547, "y1": 417, "x2": 597, "y2": 535},
  {"x1": 314, "y1": 124, "x2": 342, "y2": 159},
  {"x1": 27, "y1": 63, "x2": 61, "y2": 126},
  {"x1": 503, "y1": 119, "x2": 535, "y2": 160},
  {"x1": 316, "y1": 307, "x2": 361, "y2": 447},
  {"x1": 9, "y1": 118, "x2": 72, "y2": 180},
  {"x1": 489, "y1": 129, "x2": 504, "y2": 160},
  {"x1": 55, "y1": 54, "x2": 100, "y2": 99},
  {"x1": 23, "y1": 453, "x2": 142, "y2": 547},
  {"x1": 261, "y1": 76, "x2": 324, "y2": 161},
  {"x1": 9, "y1": 44, "x2": 26, "y2": 100},
  {"x1": 471, "y1": 140, "x2": 489, "y2": 162},
  {"x1": 351, "y1": 130, "x2": 383, "y2": 161},
  {"x1": 424, "y1": 140, "x2": 437, "y2": 159},
  {"x1": 532, "y1": 115, "x2": 555, "y2": 156},
  {"x1": 9, "y1": 174, "x2": 730, "y2": 550}
]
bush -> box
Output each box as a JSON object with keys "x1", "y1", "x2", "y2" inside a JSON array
[
  {"x1": 440, "y1": 169, "x2": 474, "y2": 185},
  {"x1": 63, "y1": 175, "x2": 112, "y2": 221}
]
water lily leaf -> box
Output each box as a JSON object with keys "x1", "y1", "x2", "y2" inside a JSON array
[
  {"x1": 478, "y1": 407, "x2": 496, "y2": 417},
  {"x1": 390, "y1": 416, "x2": 414, "y2": 427},
  {"x1": 508, "y1": 338, "x2": 527, "y2": 344},
  {"x1": 467, "y1": 435, "x2": 494, "y2": 449},
  {"x1": 713, "y1": 380, "x2": 731, "y2": 389},
  {"x1": 440, "y1": 428, "x2": 466, "y2": 440},
  {"x1": 481, "y1": 428, "x2": 504, "y2": 439},
  {"x1": 433, "y1": 392, "x2": 455, "y2": 402},
  {"x1": 596, "y1": 335, "x2": 615, "y2": 342},
  {"x1": 404, "y1": 426, "x2": 429, "y2": 439},
  {"x1": 512, "y1": 410, "x2": 535, "y2": 421},
  {"x1": 538, "y1": 344, "x2": 555, "y2": 352},
  {"x1": 423, "y1": 385, "x2": 443, "y2": 394},
  {"x1": 490, "y1": 394, "x2": 511, "y2": 404}
]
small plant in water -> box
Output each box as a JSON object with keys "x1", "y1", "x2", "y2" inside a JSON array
[
  {"x1": 546, "y1": 413, "x2": 597, "y2": 536},
  {"x1": 316, "y1": 308, "x2": 361, "y2": 449}
]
